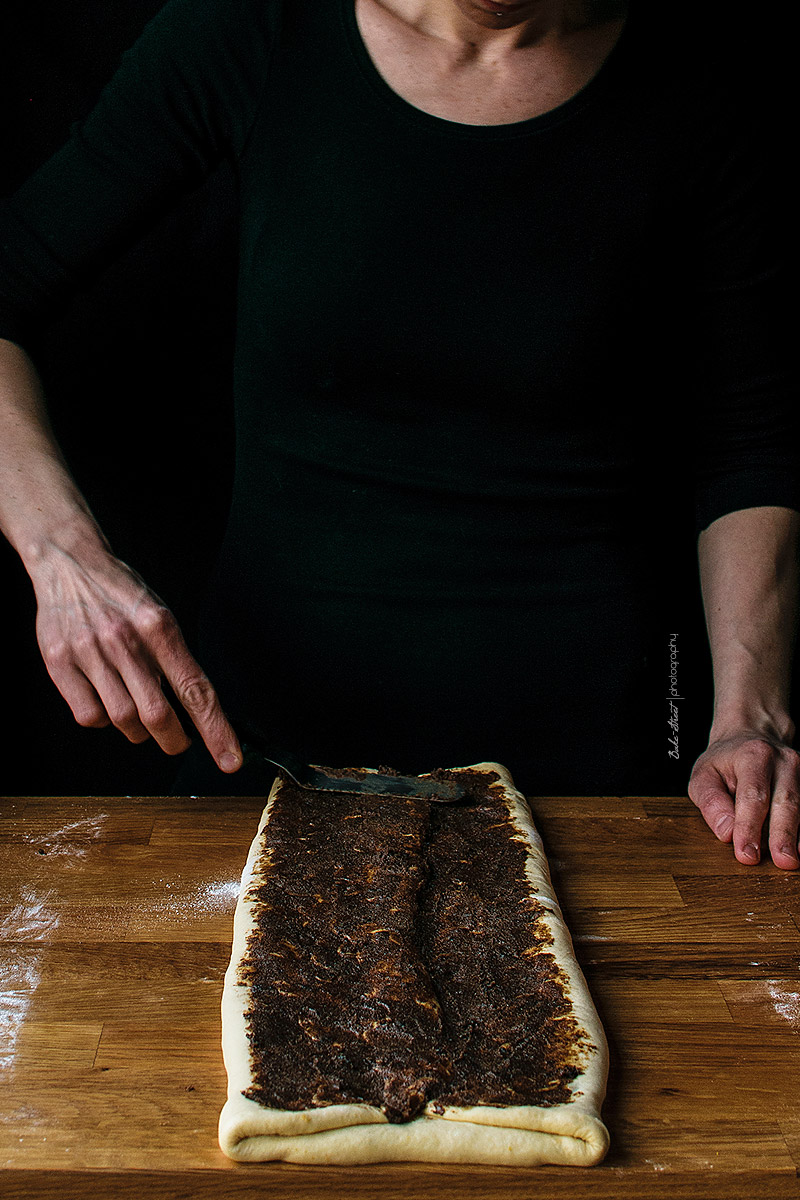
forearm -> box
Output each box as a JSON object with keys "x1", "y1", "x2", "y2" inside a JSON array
[
  {"x1": 0, "y1": 337, "x2": 108, "y2": 573},
  {"x1": 698, "y1": 505, "x2": 800, "y2": 743}
]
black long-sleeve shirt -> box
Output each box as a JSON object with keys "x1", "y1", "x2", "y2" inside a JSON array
[{"x1": 1, "y1": 0, "x2": 797, "y2": 792}]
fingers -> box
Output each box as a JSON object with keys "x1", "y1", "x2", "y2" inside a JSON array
[
  {"x1": 689, "y1": 737, "x2": 800, "y2": 870},
  {"x1": 729, "y1": 739, "x2": 774, "y2": 866},
  {"x1": 43, "y1": 621, "x2": 179, "y2": 749},
  {"x1": 139, "y1": 607, "x2": 242, "y2": 771},
  {"x1": 687, "y1": 763, "x2": 736, "y2": 843},
  {"x1": 43, "y1": 655, "x2": 112, "y2": 731},
  {"x1": 39, "y1": 586, "x2": 241, "y2": 771},
  {"x1": 729, "y1": 742, "x2": 800, "y2": 868},
  {"x1": 765, "y1": 752, "x2": 800, "y2": 870}
]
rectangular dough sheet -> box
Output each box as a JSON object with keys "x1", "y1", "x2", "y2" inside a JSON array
[{"x1": 218, "y1": 762, "x2": 610, "y2": 1166}]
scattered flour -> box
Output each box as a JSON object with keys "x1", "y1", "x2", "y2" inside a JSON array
[
  {"x1": 22, "y1": 814, "x2": 109, "y2": 863},
  {"x1": 767, "y1": 982, "x2": 800, "y2": 1027}
]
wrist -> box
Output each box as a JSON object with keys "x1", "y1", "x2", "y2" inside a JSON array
[
  {"x1": 19, "y1": 507, "x2": 111, "y2": 579},
  {"x1": 709, "y1": 705, "x2": 795, "y2": 746},
  {"x1": 708, "y1": 646, "x2": 795, "y2": 748}
]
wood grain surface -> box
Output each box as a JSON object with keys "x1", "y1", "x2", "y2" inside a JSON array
[{"x1": 1, "y1": 792, "x2": 799, "y2": 1199}]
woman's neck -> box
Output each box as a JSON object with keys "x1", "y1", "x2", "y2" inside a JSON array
[{"x1": 383, "y1": 0, "x2": 627, "y2": 56}]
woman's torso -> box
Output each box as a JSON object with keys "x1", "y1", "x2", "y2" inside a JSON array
[{"x1": 194, "y1": 0, "x2": 685, "y2": 794}]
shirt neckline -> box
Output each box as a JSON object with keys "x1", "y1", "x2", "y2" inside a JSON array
[{"x1": 339, "y1": 0, "x2": 633, "y2": 139}]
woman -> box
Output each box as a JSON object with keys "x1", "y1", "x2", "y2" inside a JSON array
[{"x1": 1, "y1": 0, "x2": 798, "y2": 864}]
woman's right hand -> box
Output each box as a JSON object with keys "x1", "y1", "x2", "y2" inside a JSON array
[
  {"x1": 0, "y1": 340, "x2": 239, "y2": 769},
  {"x1": 29, "y1": 537, "x2": 242, "y2": 772}
]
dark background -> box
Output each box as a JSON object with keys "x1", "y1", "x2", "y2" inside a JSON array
[{"x1": 0, "y1": 1, "x2": 795, "y2": 796}]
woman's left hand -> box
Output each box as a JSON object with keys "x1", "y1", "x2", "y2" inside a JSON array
[{"x1": 688, "y1": 730, "x2": 800, "y2": 869}]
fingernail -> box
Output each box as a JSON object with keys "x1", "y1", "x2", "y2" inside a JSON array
[
  {"x1": 220, "y1": 752, "x2": 240, "y2": 772},
  {"x1": 743, "y1": 842, "x2": 760, "y2": 862},
  {"x1": 779, "y1": 845, "x2": 799, "y2": 863}
]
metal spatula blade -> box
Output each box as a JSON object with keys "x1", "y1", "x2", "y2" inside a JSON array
[{"x1": 235, "y1": 719, "x2": 467, "y2": 803}]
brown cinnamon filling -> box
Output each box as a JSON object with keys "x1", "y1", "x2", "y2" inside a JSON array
[{"x1": 239, "y1": 770, "x2": 589, "y2": 1123}]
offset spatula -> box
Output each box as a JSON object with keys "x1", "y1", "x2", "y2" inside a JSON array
[{"x1": 235, "y1": 719, "x2": 467, "y2": 803}]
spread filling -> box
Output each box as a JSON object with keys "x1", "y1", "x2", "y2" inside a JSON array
[{"x1": 239, "y1": 770, "x2": 589, "y2": 1123}]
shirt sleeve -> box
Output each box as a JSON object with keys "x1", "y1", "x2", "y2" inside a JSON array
[
  {"x1": 0, "y1": 0, "x2": 278, "y2": 349},
  {"x1": 687, "y1": 92, "x2": 799, "y2": 533}
]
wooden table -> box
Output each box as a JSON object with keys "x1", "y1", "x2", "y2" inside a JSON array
[{"x1": 1, "y1": 793, "x2": 799, "y2": 1199}]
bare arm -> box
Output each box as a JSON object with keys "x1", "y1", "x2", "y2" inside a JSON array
[
  {"x1": 688, "y1": 505, "x2": 800, "y2": 868},
  {"x1": 0, "y1": 337, "x2": 242, "y2": 773}
]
